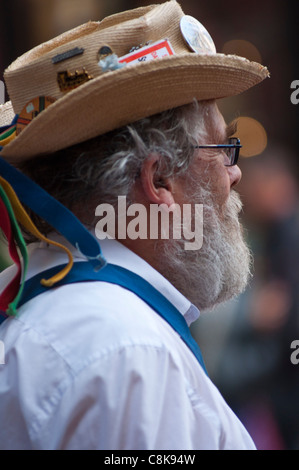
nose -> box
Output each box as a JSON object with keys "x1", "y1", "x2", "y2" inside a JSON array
[{"x1": 228, "y1": 164, "x2": 242, "y2": 187}]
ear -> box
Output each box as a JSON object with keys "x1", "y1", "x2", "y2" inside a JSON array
[{"x1": 140, "y1": 154, "x2": 175, "y2": 207}]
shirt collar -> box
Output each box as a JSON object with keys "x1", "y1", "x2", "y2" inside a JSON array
[{"x1": 96, "y1": 237, "x2": 200, "y2": 326}]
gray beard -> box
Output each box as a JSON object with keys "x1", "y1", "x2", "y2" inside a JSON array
[{"x1": 157, "y1": 189, "x2": 252, "y2": 311}]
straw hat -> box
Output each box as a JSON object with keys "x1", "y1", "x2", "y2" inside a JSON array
[
  {"x1": 0, "y1": 0, "x2": 269, "y2": 163},
  {"x1": 0, "y1": 102, "x2": 15, "y2": 127}
]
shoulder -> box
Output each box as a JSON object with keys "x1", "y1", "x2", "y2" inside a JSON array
[
  {"x1": 0, "y1": 280, "x2": 255, "y2": 450},
  {"x1": 0, "y1": 281, "x2": 189, "y2": 447}
]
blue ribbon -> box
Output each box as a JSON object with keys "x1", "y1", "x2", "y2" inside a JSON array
[{"x1": 0, "y1": 156, "x2": 106, "y2": 270}]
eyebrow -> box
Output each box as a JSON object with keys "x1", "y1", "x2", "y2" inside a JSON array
[
  {"x1": 225, "y1": 120, "x2": 238, "y2": 141},
  {"x1": 212, "y1": 120, "x2": 237, "y2": 146},
  {"x1": 205, "y1": 120, "x2": 238, "y2": 146}
]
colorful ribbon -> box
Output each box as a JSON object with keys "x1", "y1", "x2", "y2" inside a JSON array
[
  {"x1": 0, "y1": 176, "x2": 78, "y2": 316},
  {"x1": 0, "y1": 114, "x2": 18, "y2": 148},
  {"x1": 0, "y1": 156, "x2": 106, "y2": 269},
  {"x1": 0, "y1": 176, "x2": 74, "y2": 286},
  {"x1": 0, "y1": 128, "x2": 17, "y2": 147},
  {"x1": 0, "y1": 184, "x2": 28, "y2": 317},
  {"x1": 0, "y1": 113, "x2": 106, "y2": 317}
]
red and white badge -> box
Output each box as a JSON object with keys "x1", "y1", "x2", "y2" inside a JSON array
[{"x1": 118, "y1": 39, "x2": 175, "y2": 65}]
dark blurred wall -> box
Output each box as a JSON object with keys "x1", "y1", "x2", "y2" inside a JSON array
[
  {"x1": 0, "y1": 0, "x2": 124, "y2": 83},
  {"x1": 286, "y1": 1, "x2": 299, "y2": 155},
  {"x1": 0, "y1": 0, "x2": 32, "y2": 98}
]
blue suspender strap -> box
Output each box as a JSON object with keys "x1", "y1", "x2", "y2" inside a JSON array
[{"x1": 17, "y1": 261, "x2": 208, "y2": 375}]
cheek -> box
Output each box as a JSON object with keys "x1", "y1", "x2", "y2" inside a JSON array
[{"x1": 196, "y1": 159, "x2": 231, "y2": 206}]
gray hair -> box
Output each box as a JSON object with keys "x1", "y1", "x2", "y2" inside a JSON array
[{"x1": 18, "y1": 99, "x2": 211, "y2": 237}]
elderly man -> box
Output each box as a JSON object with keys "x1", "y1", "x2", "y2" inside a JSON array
[{"x1": 0, "y1": 1, "x2": 268, "y2": 450}]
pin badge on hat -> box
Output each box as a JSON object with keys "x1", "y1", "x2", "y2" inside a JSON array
[
  {"x1": 98, "y1": 46, "x2": 113, "y2": 62},
  {"x1": 180, "y1": 15, "x2": 216, "y2": 54},
  {"x1": 51, "y1": 47, "x2": 85, "y2": 64},
  {"x1": 16, "y1": 96, "x2": 56, "y2": 136}
]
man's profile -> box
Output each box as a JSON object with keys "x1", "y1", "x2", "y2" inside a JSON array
[{"x1": 0, "y1": 1, "x2": 269, "y2": 450}]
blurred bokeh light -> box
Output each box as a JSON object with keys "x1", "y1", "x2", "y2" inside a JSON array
[
  {"x1": 222, "y1": 39, "x2": 263, "y2": 64},
  {"x1": 236, "y1": 117, "x2": 268, "y2": 158}
]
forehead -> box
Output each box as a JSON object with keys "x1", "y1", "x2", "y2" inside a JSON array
[{"x1": 203, "y1": 102, "x2": 228, "y2": 144}]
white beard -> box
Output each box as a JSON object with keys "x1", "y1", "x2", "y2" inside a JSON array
[{"x1": 157, "y1": 188, "x2": 252, "y2": 311}]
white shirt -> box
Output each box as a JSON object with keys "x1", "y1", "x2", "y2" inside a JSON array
[{"x1": 0, "y1": 235, "x2": 256, "y2": 450}]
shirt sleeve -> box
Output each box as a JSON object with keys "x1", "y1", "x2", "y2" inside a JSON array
[{"x1": 37, "y1": 343, "x2": 217, "y2": 450}]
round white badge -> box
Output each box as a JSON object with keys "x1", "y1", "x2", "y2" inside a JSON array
[{"x1": 180, "y1": 15, "x2": 216, "y2": 55}]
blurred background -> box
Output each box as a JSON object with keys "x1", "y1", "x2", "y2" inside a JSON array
[{"x1": 0, "y1": 0, "x2": 298, "y2": 450}]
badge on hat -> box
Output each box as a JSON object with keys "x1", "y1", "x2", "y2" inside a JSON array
[
  {"x1": 16, "y1": 96, "x2": 56, "y2": 135},
  {"x1": 180, "y1": 15, "x2": 216, "y2": 55}
]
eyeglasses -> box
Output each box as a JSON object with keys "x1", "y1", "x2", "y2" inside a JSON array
[{"x1": 194, "y1": 137, "x2": 242, "y2": 167}]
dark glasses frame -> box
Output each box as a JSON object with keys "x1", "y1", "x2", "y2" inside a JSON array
[{"x1": 194, "y1": 137, "x2": 242, "y2": 167}]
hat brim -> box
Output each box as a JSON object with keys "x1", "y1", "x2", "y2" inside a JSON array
[{"x1": 1, "y1": 53, "x2": 269, "y2": 162}]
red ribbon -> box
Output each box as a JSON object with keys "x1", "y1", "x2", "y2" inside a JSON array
[{"x1": 0, "y1": 197, "x2": 22, "y2": 313}]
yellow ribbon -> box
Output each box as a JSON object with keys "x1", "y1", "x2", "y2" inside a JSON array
[
  {"x1": 0, "y1": 130, "x2": 17, "y2": 147},
  {"x1": 0, "y1": 176, "x2": 74, "y2": 287}
]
